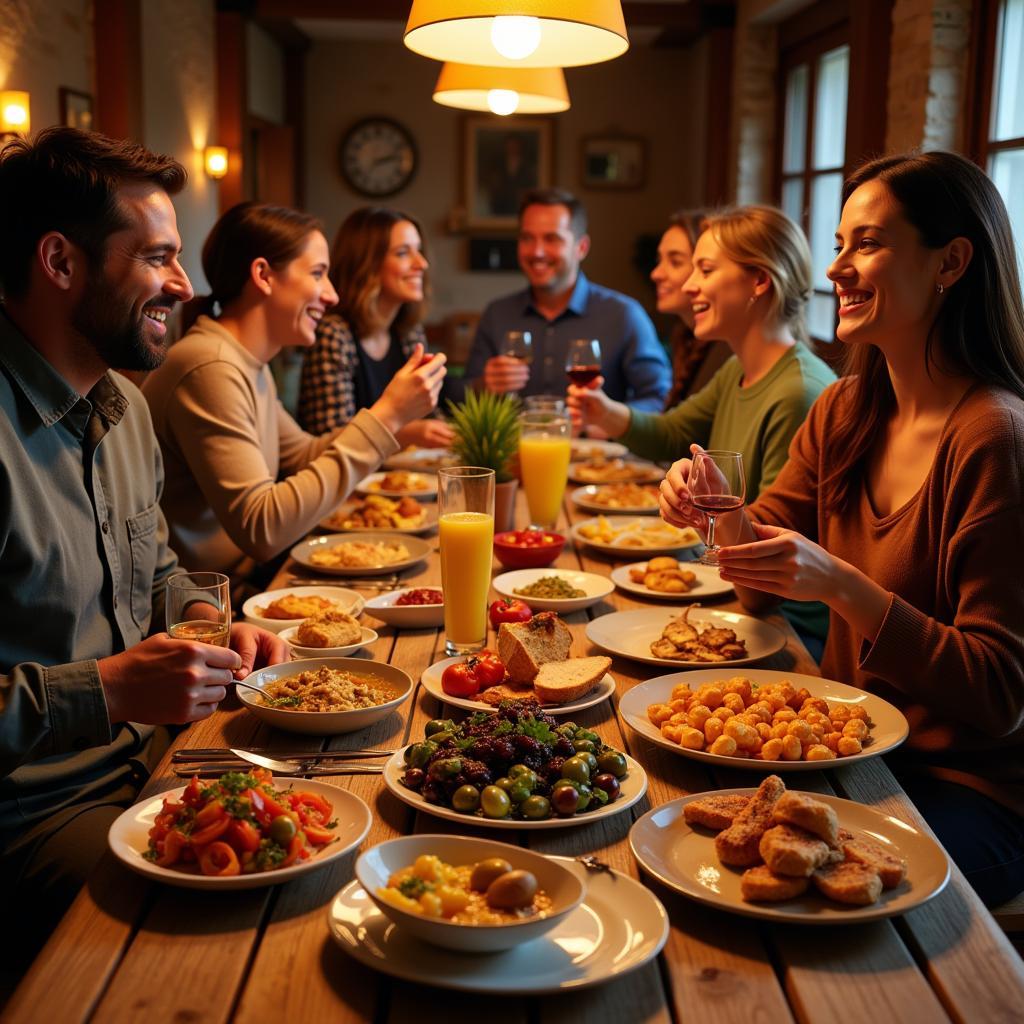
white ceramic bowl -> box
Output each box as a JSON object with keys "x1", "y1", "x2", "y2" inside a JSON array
[
  {"x1": 279, "y1": 625, "x2": 379, "y2": 658},
  {"x1": 355, "y1": 835, "x2": 586, "y2": 952},
  {"x1": 492, "y1": 568, "x2": 615, "y2": 613},
  {"x1": 238, "y1": 657, "x2": 412, "y2": 735},
  {"x1": 364, "y1": 587, "x2": 445, "y2": 629},
  {"x1": 242, "y1": 586, "x2": 364, "y2": 634}
]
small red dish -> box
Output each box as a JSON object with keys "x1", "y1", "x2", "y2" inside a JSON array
[{"x1": 493, "y1": 530, "x2": 565, "y2": 569}]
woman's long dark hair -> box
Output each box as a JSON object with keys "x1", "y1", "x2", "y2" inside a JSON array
[{"x1": 822, "y1": 151, "x2": 1024, "y2": 513}]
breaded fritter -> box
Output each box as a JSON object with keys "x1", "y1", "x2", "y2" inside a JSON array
[
  {"x1": 771, "y1": 790, "x2": 840, "y2": 846},
  {"x1": 759, "y1": 823, "x2": 833, "y2": 877},
  {"x1": 812, "y1": 861, "x2": 883, "y2": 905},
  {"x1": 839, "y1": 834, "x2": 908, "y2": 889},
  {"x1": 740, "y1": 865, "x2": 810, "y2": 902},
  {"x1": 714, "y1": 775, "x2": 786, "y2": 866},
  {"x1": 683, "y1": 794, "x2": 751, "y2": 832}
]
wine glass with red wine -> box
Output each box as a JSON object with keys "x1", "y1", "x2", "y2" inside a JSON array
[
  {"x1": 690, "y1": 450, "x2": 746, "y2": 566},
  {"x1": 565, "y1": 338, "x2": 602, "y2": 386}
]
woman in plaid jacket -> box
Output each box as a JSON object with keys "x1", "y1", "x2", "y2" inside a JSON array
[{"x1": 297, "y1": 207, "x2": 454, "y2": 448}]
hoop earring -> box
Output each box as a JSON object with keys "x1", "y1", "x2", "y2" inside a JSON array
[{"x1": 935, "y1": 282, "x2": 944, "y2": 294}]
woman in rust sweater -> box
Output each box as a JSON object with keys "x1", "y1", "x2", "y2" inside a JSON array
[{"x1": 660, "y1": 152, "x2": 1024, "y2": 906}]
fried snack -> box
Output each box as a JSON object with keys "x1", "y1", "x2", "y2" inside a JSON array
[
  {"x1": 740, "y1": 865, "x2": 810, "y2": 902},
  {"x1": 759, "y1": 824, "x2": 834, "y2": 877},
  {"x1": 295, "y1": 609, "x2": 362, "y2": 648},
  {"x1": 715, "y1": 775, "x2": 786, "y2": 866},
  {"x1": 771, "y1": 791, "x2": 840, "y2": 846},
  {"x1": 588, "y1": 483, "x2": 661, "y2": 509},
  {"x1": 578, "y1": 515, "x2": 700, "y2": 549},
  {"x1": 574, "y1": 458, "x2": 659, "y2": 483},
  {"x1": 651, "y1": 605, "x2": 748, "y2": 662},
  {"x1": 683, "y1": 794, "x2": 751, "y2": 831},
  {"x1": 370, "y1": 471, "x2": 430, "y2": 492},
  {"x1": 323, "y1": 494, "x2": 425, "y2": 531},
  {"x1": 258, "y1": 594, "x2": 339, "y2": 620},
  {"x1": 838, "y1": 831, "x2": 908, "y2": 889},
  {"x1": 811, "y1": 861, "x2": 884, "y2": 905},
  {"x1": 309, "y1": 540, "x2": 409, "y2": 569}
]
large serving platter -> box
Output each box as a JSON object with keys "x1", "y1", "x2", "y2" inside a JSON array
[
  {"x1": 356, "y1": 471, "x2": 438, "y2": 499},
  {"x1": 570, "y1": 484, "x2": 661, "y2": 515},
  {"x1": 571, "y1": 516, "x2": 703, "y2": 557},
  {"x1": 290, "y1": 532, "x2": 431, "y2": 576}
]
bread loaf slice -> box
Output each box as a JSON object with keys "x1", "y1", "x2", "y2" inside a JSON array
[
  {"x1": 533, "y1": 656, "x2": 611, "y2": 704},
  {"x1": 497, "y1": 612, "x2": 572, "y2": 684}
]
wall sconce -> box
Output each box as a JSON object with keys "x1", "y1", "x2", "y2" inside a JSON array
[
  {"x1": 204, "y1": 146, "x2": 228, "y2": 179},
  {"x1": 0, "y1": 91, "x2": 31, "y2": 136}
]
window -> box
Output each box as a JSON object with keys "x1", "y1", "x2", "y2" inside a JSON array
[{"x1": 777, "y1": 23, "x2": 850, "y2": 343}]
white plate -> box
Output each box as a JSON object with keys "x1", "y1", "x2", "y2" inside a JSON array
[
  {"x1": 328, "y1": 855, "x2": 668, "y2": 993},
  {"x1": 569, "y1": 439, "x2": 628, "y2": 461},
  {"x1": 290, "y1": 533, "x2": 431, "y2": 576},
  {"x1": 568, "y1": 460, "x2": 664, "y2": 485},
  {"x1": 570, "y1": 484, "x2": 661, "y2": 515},
  {"x1": 571, "y1": 516, "x2": 703, "y2": 557},
  {"x1": 586, "y1": 607, "x2": 786, "y2": 668},
  {"x1": 618, "y1": 669, "x2": 910, "y2": 771},
  {"x1": 242, "y1": 586, "x2": 365, "y2": 633},
  {"x1": 492, "y1": 568, "x2": 615, "y2": 613},
  {"x1": 356, "y1": 471, "x2": 438, "y2": 499},
  {"x1": 108, "y1": 778, "x2": 372, "y2": 890},
  {"x1": 319, "y1": 501, "x2": 438, "y2": 535},
  {"x1": 279, "y1": 625, "x2": 378, "y2": 658},
  {"x1": 629, "y1": 789, "x2": 950, "y2": 924},
  {"x1": 611, "y1": 561, "x2": 734, "y2": 601},
  {"x1": 364, "y1": 587, "x2": 445, "y2": 629},
  {"x1": 384, "y1": 447, "x2": 458, "y2": 471},
  {"x1": 382, "y1": 749, "x2": 647, "y2": 829},
  {"x1": 421, "y1": 656, "x2": 616, "y2": 716}
]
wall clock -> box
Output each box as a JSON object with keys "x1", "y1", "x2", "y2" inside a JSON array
[{"x1": 339, "y1": 117, "x2": 417, "y2": 198}]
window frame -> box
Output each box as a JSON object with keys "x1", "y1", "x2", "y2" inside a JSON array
[{"x1": 967, "y1": 0, "x2": 1024, "y2": 162}]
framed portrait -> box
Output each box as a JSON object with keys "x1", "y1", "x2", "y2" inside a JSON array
[
  {"x1": 580, "y1": 135, "x2": 646, "y2": 190},
  {"x1": 59, "y1": 87, "x2": 94, "y2": 130},
  {"x1": 463, "y1": 115, "x2": 553, "y2": 231}
]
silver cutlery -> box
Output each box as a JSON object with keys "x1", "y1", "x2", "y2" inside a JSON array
[
  {"x1": 173, "y1": 763, "x2": 385, "y2": 778},
  {"x1": 172, "y1": 747, "x2": 394, "y2": 761},
  {"x1": 287, "y1": 575, "x2": 402, "y2": 589}
]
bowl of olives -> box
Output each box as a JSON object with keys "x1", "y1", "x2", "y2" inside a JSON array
[{"x1": 355, "y1": 835, "x2": 586, "y2": 952}]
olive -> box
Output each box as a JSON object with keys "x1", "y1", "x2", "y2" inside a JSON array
[
  {"x1": 577, "y1": 751, "x2": 598, "y2": 774},
  {"x1": 428, "y1": 730, "x2": 455, "y2": 746},
  {"x1": 577, "y1": 729, "x2": 601, "y2": 744},
  {"x1": 428, "y1": 757, "x2": 462, "y2": 780},
  {"x1": 424, "y1": 718, "x2": 455, "y2": 737},
  {"x1": 593, "y1": 773, "x2": 620, "y2": 801},
  {"x1": 469, "y1": 857, "x2": 512, "y2": 891},
  {"x1": 495, "y1": 776, "x2": 516, "y2": 793},
  {"x1": 550, "y1": 784, "x2": 580, "y2": 816},
  {"x1": 508, "y1": 782, "x2": 532, "y2": 804},
  {"x1": 597, "y1": 750, "x2": 628, "y2": 779},
  {"x1": 560, "y1": 755, "x2": 591, "y2": 784},
  {"x1": 486, "y1": 869, "x2": 538, "y2": 910},
  {"x1": 480, "y1": 785, "x2": 512, "y2": 819},
  {"x1": 269, "y1": 815, "x2": 296, "y2": 845},
  {"x1": 509, "y1": 763, "x2": 532, "y2": 779},
  {"x1": 573, "y1": 739, "x2": 597, "y2": 754},
  {"x1": 452, "y1": 784, "x2": 481, "y2": 813},
  {"x1": 520, "y1": 795, "x2": 551, "y2": 820},
  {"x1": 407, "y1": 741, "x2": 438, "y2": 769},
  {"x1": 589, "y1": 784, "x2": 609, "y2": 806},
  {"x1": 574, "y1": 783, "x2": 593, "y2": 811},
  {"x1": 511, "y1": 767, "x2": 538, "y2": 791},
  {"x1": 403, "y1": 767, "x2": 425, "y2": 789}
]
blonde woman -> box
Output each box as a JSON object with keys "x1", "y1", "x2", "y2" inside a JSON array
[{"x1": 297, "y1": 206, "x2": 453, "y2": 447}]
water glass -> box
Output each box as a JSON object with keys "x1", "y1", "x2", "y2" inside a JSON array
[{"x1": 166, "y1": 571, "x2": 232, "y2": 647}]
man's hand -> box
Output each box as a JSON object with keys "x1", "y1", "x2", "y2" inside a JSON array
[
  {"x1": 483, "y1": 355, "x2": 530, "y2": 394},
  {"x1": 228, "y1": 622, "x2": 289, "y2": 679},
  {"x1": 396, "y1": 418, "x2": 456, "y2": 449}
]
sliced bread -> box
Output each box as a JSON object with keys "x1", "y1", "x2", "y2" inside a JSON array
[
  {"x1": 533, "y1": 656, "x2": 611, "y2": 704},
  {"x1": 497, "y1": 612, "x2": 572, "y2": 684}
]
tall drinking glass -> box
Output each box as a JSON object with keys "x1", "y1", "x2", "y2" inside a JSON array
[
  {"x1": 690, "y1": 450, "x2": 746, "y2": 566},
  {"x1": 438, "y1": 467, "x2": 495, "y2": 656},
  {"x1": 519, "y1": 412, "x2": 571, "y2": 530},
  {"x1": 166, "y1": 571, "x2": 232, "y2": 646}
]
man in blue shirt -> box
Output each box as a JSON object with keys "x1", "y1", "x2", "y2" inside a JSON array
[{"x1": 461, "y1": 188, "x2": 671, "y2": 411}]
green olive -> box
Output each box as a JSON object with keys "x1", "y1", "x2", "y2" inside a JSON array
[
  {"x1": 597, "y1": 750, "x2": 628, "y2": 778},
  {"x1": 469, "y1": 857, "x2": 512, "y2": 891},
  {"x1": 508, "y1": 763, "x2": 532, "y2": 779},
  {"x1": 520, "y1": 795, "x2": 551, "y2": 820},
  {"x1": 486, "y1": 869, "x2": 538, "y2": 910},
  {"x1": 269, "y1": 815, "x2": 296, "y2": 845},
  {"x1": 480, "y1": 785, "x2": 512, "y2": 819},
  {"x1": 495, "y1": 776, "x2": 516, "y2": 792},
  {"x1": 508, "y1": 782, "x2": 532, "y2": 804},
  {"x1": 577, "y1": 751, "x2": 598, "y2": 774},
  {"x1": 407, "y1": 741, "x2": 438, "y2": 769},
  {"x1": 561, "y1": 755, "x2": 591, "y2": 784},
  {"x1": 424, "y1": 718, "x2": 455, "y2": 737},
  {"x1": 451, "y1": 785, "x2": 481, "y2": 813},
  {"x1": 573, "y1": 739, "x2": 597, "y2": 754}
]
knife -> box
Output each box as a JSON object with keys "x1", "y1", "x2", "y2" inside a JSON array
[
  {"x1": 173, "y1": 763, "x2": 385, "y2": 778},
  {"x1": 172, "y1": 748, "x2": 394, "y2": 761}
]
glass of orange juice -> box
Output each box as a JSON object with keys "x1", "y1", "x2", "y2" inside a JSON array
[
  {"x1": 519, "y1": 412, "x2": 571, "y2": 530},
  {"x1": 438, "y1": 467, "x2": 495, "y2": 656}
]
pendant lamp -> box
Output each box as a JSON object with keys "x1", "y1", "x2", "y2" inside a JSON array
[
  {"x1": 434, "y1": 63, "x2": 570, "y2": 115},
  {"x1": 404, "y1": 1, "x2": 628, "y2": 69}
]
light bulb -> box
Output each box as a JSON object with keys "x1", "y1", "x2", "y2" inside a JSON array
[
  {"x1": 490, "y1": 16, "x2": 541, "y2": 60},
  {"x1": 3, "y1": 102, "x2": 27, "y2": 127},
  {"x1": 487, "y1": 89, "x2": 520, "y2": 116}
]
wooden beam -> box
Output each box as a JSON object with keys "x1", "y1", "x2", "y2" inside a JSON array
[
  {"x1": 93, "y1": 0, "x2": 142, "y2": 139},
  {"x1": 845, "y1": 0, "x2": 893, "y2": 171},
  {"x1": 216, "y1": 11, "x2": 248, "y2": 212},
  {"x1": 704, "y1": 25, "x2": 734, "y2": 204}
]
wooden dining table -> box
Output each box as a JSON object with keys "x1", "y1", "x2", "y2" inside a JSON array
[{"x1": 9, "y1": 485, "x2": 1024, "y2": 1024}]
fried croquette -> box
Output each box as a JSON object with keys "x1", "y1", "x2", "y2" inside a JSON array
[
  {"x1": 758, "y1": 824, "x2": 833, "y2": 877},
  {"x1": 740, "y1": 865, "x2": 810, "y2": 902},
  {"x1": 714, "y1": 775, "x2": 786, "y2": 866},
  {"x1": 771, "y1": 790, "x2": 840, "y2": 846},
  {"x1": 295, "y1": 609, "x2": 362, "y2": 648},
  {"x1": 839, "y1": 834, "x2": 908, "y2": 889},
  {"x1": 811, "y1": 861, "x2": 884, "y2": 905},
  {"x1": 683, "y1": 794, "x2": 751, "y2": 832}
]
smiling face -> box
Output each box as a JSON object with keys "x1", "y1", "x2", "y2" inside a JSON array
[
  {"x1": 828, "y1": 179, "x2": 944, "y2": 348},
  {"x1": 517, "y1": 203, "x2": 589, "y2": 296},
  {"x1": 378, "y1": 220, "x2": 427, "y2": 307},
  {"x1": 71, "y1": 182, "x2": 193, "y2": 371},
  {"x1": 264, "y1": 230, "x2": 337, "y2": 347},
  {"x1": 683, "y1": 230, "x2": 764, "y2": 344},
  {"x1": 651, "y1": 225, "x2": 696, "y2": 322}
]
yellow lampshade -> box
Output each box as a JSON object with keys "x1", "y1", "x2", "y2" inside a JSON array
[
  {"x1": 405, "y1": 1, "x2": 628, "y2": 68},
  {"x1": 204, "y1": 146, "x2": 229, "y2": 179},
  {"x1": 0, "y1": 91, "x2": 30, "y2": 135},
  {"x1": 434, "y1": 63, "x2": 570, "y2": 114}
]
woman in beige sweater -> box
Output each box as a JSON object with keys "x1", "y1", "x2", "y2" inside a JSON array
[
  {"x1": 143, "y1": 202, "x2": 446, "y2": 581},
  {"x1": 660, "y1": 152, "x2": 1024, "y2": 906}
]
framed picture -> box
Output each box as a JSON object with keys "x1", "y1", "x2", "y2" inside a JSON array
[
  {"x1": 580, "y1": 135, "x2": 646, "y2": 190},
  {"x1": 59, "y1": 87, "x2": 93, "y2": 130},
  {"x1": 463, "y1": 115, "x2": 553, "y2": 230}
]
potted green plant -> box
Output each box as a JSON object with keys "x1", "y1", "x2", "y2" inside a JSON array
[{"x1": 446, "y1": 389, "x2": 521, "y2": 532}]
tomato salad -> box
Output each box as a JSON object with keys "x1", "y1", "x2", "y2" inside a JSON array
[{"x1": 145, "y1": 769, "x2": 338, "y2": 876}]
